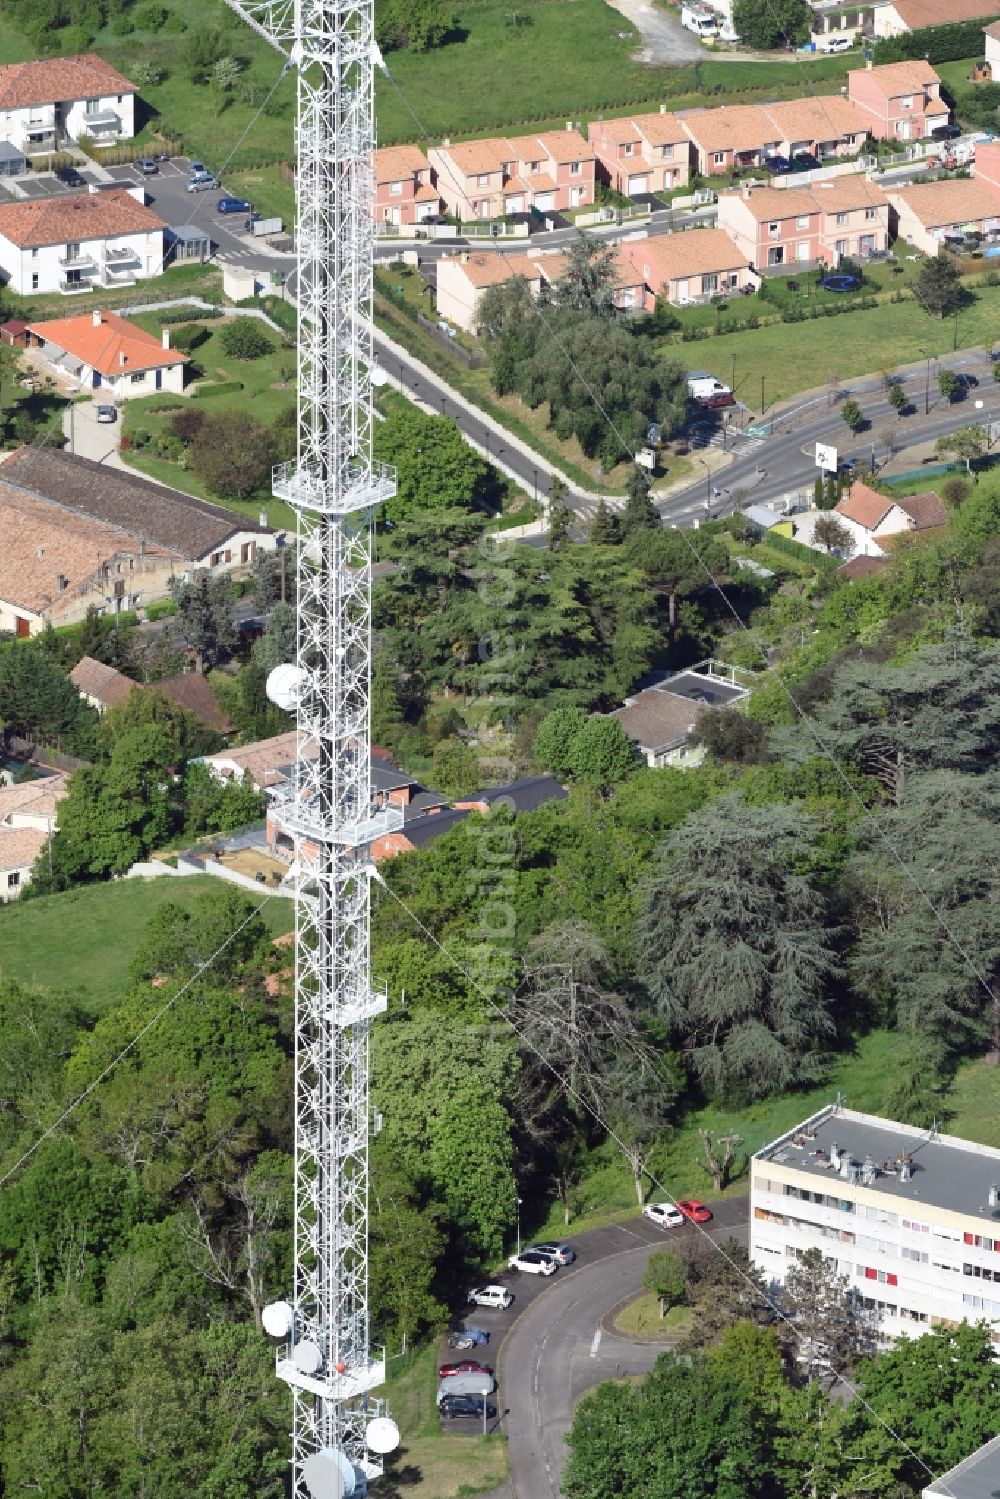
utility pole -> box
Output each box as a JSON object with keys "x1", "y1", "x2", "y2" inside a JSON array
[{"x1": 223, "y1": 0, "x2": 401, "y2": 1494}]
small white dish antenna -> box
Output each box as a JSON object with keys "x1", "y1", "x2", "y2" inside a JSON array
[
  {"x1": 292, "y1": 1339, "x2": 323, "y2": 1374},
  {"x1": 266, "y1": 662, "x2": 303, "y2": 711},
  {"x1": 262, "y1": 1300, "x2": 293, "y2": 1339},
  {"x1": 366, "y1": 1416, "x2": 400, "y2": 1455},
  {"x1": 370, "y1": 365, "x2": 389, "y2": 387},
  {"x1": 302, "y1": 1448, "x2": 356, "y2": 1499}
]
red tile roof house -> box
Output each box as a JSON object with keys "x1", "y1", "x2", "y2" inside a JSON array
[
  {"x1": 26, "y1": 308, "x2": 187, "y2": 397},
  {"x1": 874, "y1": 0, "x2": 1000, "y2": 38},
  {"x1": 885, "y1": 179, "x2": 1000, "y2": 256},
  {"x1": 716, "y1": 185, "x2": 824, "y2": 270},
  {"x1": 0, "y1": 53, "x2": 136, "y2": 155},
  {"x1": 428, "y1": 128, "x2": 595, "y2": 222},
  {"x1": 762, "y1": 96, "x2": 870, "y2": 161},
  {"x1": 717, "y1": 178, "x2": 891, "y2": 269},
  {"x1": 70, "y1": 655, "x2": 138, "y2": 712},
  {"x1": 587, "y1": 109, "x2": 690, "y2": 198},
  {"x1": 0, "y1": 189, "x2": 165, "y2": 296},
  {"x1": 847, "y1": 59, "x2": 949, "y2": 142},
  {"x1": 0, "y1": 446, "x2": 275, "y2": 636},
  {"x1": 621, "y1": 227, "x2": 755, "y2": 308},
  {"x1": 679, "y1": 105, "x2": 781, "y2": 178},
  {"x1": 373, "y1": 144, "x2": 440, "y2": 227},
  {"x1": 530, "y1": 245, "x2": 647, "y2": 312},
  {"x1": 0, "y1": 772, "x2": 68, "y2": 901},
  {"x1": 435, "y1": 251, "x2": 543, "y2": 332},
  {"x1": 834, "y1": 480, "x2": 949, "y2": 557}
]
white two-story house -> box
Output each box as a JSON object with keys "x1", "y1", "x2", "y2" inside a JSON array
[
  {"x1": 0, "y1": 189, "x2": 165, "y2": 295},
  {"x1": 0, "y1": 53, "x2": 136, "y2": 154}
]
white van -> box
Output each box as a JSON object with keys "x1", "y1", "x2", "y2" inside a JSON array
[
  {"x1": 436, "y1": 1373, "x2": 496, "y2": 1406},
  {"x1": 687, "y1": 371, "x2": 732, "y2": 401},
  {"x1": 680, "y1": 4, "x2": 719, "y2": 36}
]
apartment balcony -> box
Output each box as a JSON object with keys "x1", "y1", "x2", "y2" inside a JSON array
[
  {"x1": 102, "y1": 266, "x2": 135, "y2": 287},
  {"x1": 82, "y1": 109, "x2": 121, "y2": 137},
  {"x1": 23, "y1": 128, "x2": 57, "y2": 153},
  {"x1": 59, "y1": 277, "x2": 96, "y2": 293},
  {"x1": 103, "y1": 245, "x2": 139, "y2": 263},
  {"x1": 58, "y1": 250, "x2": 97, "y2": 268}
]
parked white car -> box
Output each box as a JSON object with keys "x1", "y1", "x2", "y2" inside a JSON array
[
  {"x1": 643, "y1": 1202, "x2": 685, "y2": 1228},
  {"x1": 508, "y1": 1250, "x2": 557, "y2": 1276},
  {"x1": 467, "y1": 1285, "x2": 514, "y2": 1309}
]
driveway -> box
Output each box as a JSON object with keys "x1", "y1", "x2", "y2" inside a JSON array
[
  {"x1": 604, "y1": 0, "x2": 706, "y2": 62},
  {"x1": 63, "y1": 397, "x2": 126, "y2": 469}
]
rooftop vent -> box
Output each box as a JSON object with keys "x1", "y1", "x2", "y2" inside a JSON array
[
  {"x1": 829, "y1": 1141, "x2": 842, "y2": 1171},
  {"x1": 861, "y1": 1154, "x2": 878, "y2": 1186},
  {"x1": 990, "y1": 1185, "x2": 999, "y2": 1209},
  {"x1": 899, "y1": 1155, "x2": 912, "y2": 1182}
]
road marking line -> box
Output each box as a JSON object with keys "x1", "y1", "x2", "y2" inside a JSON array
[{"x1": 590, "y1": 1329, "x2": 602, "y2": 1358}]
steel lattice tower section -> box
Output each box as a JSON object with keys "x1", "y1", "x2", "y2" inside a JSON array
[{"x1": 223, "y1": 0, "x2": 400, "y2": 1494}]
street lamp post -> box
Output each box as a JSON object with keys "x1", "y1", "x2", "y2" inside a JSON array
[
  {"x1": 918, "y1": 347, "x2": 932, "y2": 416},
  {"x1": 516, "y1": 1197, "x2": 523, "y2": 1259}
]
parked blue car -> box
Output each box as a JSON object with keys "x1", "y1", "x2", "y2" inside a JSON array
[{"x1": 217, "y1": 196, "x2": 253, "y2": 214}]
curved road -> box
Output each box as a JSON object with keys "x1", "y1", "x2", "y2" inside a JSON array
[{"x1": 464, "y1": 1197, "x2": 748, "y2": 1499}]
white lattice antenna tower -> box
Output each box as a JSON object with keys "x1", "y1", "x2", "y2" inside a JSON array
[{"x1": 221, "y1": 0, "x2": 401, "y2": 1494}]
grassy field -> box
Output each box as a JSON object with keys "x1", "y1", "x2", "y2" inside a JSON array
[
  {"x1": 0, "y1": 876, "x2": 294, "y2": 1014},
  {"x1": 382, "y1": 1346, "x2": 508, "y2": 1499}
]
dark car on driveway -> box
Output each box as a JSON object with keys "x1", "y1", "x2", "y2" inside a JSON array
[
  {"x1": 439, "y1": 1394, "x2": 498, "y2": 1421},
  {"x1": 56, "y1": 165, "x2": 84, "y2": 187},
  {"x1": 793, "y1": 152, "x2": 821, "y2": 171},
  {"x1": 763, "y1": 154, "x2": 792, "y2": 175},
  {"x1": 931, "y1": 124, "x2": 961, "y2": 142}
]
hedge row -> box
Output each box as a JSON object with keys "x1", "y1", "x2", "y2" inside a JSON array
[
  {"x1": 873, "y1": 16, "x2": 999, "y2": 63},
  {"x1": 191, "y1": 380, "x2": 245, "y2": 399}
]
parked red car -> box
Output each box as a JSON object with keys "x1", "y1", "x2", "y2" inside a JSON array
[
  {"x1": 438, "y1": 1360, "x2": 494, "y2": 1379},
  {"x1": 676, "y1": 1199, "x2": 713, "y2": 1223}
]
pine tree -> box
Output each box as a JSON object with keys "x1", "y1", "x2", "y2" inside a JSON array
[
  {"x1": 620, "y1": 466, "x2": 659, "y2": 536},
  {"x1": 589, "y1": 498, "x2": 621, "y2": 545}
]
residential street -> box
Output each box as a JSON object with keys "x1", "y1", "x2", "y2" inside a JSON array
[{"x1": 481, "y1": 1197, "x2": 749, "y2": 1499}]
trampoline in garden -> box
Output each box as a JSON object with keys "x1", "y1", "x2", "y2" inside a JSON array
[{"x1": 821, "y1": 274, "x2": 862, "y2": 293}]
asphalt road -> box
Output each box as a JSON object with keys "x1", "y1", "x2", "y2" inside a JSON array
[
  {"x1": 600, "y1": 0, "x2": 706, "y2": 63},
  {"x1": 659, "y1": 349, "x2": 999, "y2": 525},
  {"x1": 463, "y1": 1198, "x2": 749, "y2": 1499}
]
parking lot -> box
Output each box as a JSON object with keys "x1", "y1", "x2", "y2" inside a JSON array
[{"x1": 102, "y1": 156, "x2": 286, "y2": 269}]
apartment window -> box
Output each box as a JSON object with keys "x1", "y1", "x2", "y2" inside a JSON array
[
  {"x1": 901, "y1": 1248, "x2": 928, "y2": 1264},
  {"x1": 389, "y1": 180, "x2": 401, "y2": 195},
  {"x1": 117, "y1": 94, "x2": 123, "y2": 102},
  {"x1": 624, "y1": 143, "x2": 635, "y2": 157},
  {"x1": 769, "y1": 221, "x2": 779, "y2": 234},
  {"x1": 796, "y1": 215, "x2": 809, "y2": 228},
  {"x1": 129, "y1": 372, "x2": 144, "y2": 384},
  {"x1": 661, "y1": 143, "x2": 672, "y2": 158},
  {"x1": 570, "y1": 160, "x2": 581, "y2": 174},
  {"x1": 6, "y1": 872, "x2": 19, "y2": 889},
  {"x1": 30, "y1": 246, "x2": 38, "y2": 259},
  {"x1": 31, "y1": 274, "x2": 38, "y2": 290},
  {"x1": 224, "y1": 549, "x2": 232, "y2": 564},
  {"x1": 964, "y1": 1232, "x2": 997, "y2": 1250},
  {"x1": 477, "y1": 174, "x2": 488, "y2": 187},
  {"x1": 713, "y1": 152, "x2": 726, "y2": 166},
  {"x1": 865, "y1": 207, "x2": 876, "y2": 221},
  {"x1": 835, "y1": 239, "x2": 847, "y2": 256},
  {"x1": 901, "y1": 95, "x2": 913, "y2": 109},
  {"x1": 86, "y1": 97, "x2": 99, "y2": 110},
  {"x1": 836, "y1": 211, "x2": 848, "y2": 226},
  {"x1": 902, "y1": 1218, "x2": 929, "y2": 1233},
  {"x1": 857, "y1": 1235, "x2": 897, "y2": 1256},
  {"x1": 210, "y1": 552, "x2": 221, "y2": 567},
  {"x1": 860, "y1": 1266, "x2": 898, "y2": 1285},
  {"x1": 701, "y1": 273, "x2": 718, "y2": 294},
  {"x1": 66, "y1": 241, "x2": 80, "y2": 259},
  {"x1": 900, "y1": 1307, "x2": 929, "y2": 1323},
  {"x1": 863, "y1": 1206, "x2": 898, "y2": 1226}
]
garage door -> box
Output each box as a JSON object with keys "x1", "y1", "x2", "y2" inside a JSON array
[
  {"x1": 534, "y1": 191, "x2": 555, "y2": 212},
  {"x1": 629, "y1": 175, "x2": 649, "y2": 195}
]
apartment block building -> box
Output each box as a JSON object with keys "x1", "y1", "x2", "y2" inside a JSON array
[
  {"x1": 751, "y1": 1104, "x2": 1000, "y2": 1349},
  {"x1": 847, "y1": 59, "x2": 949, "y2": 141},
  {"x1": 0, "y1": 53, "x2": 136, "y2": 155},
  {"x1": 428, "y1": 127, "x2": 594, "y2": 222},
  {"x1": 0, "y1": 189, "x2": 164, "y2": 296},
  {"x1": 373, "y1": 144, "x2": 440, "y2": 226},
  {"x1": 588, "y1": 109, "x2": 690, "y2": 198}
]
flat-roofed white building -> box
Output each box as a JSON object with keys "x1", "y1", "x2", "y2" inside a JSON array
[{"x1": 751, "y1": 1103, "x2": 1000, "y2": 1350}]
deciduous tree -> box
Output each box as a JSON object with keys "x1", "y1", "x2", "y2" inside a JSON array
[{"x1": 916, "y1": 255, "x2": 963, "y2": 319}]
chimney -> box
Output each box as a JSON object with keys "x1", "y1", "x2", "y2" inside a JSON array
[
  {"x1": 839, "y1": 1151, "x2": 853, "y2": 1179},
  {"x1": 829, "y1": 1141, "x2": 841, "y2": 1170},
  {"x1": 119, "y1": 351, "x2": 127, "y2": 366},
  {"x1": 92, "y1": 308, "x2": 101, "y2": 327},
  {"x1": 898, "y1": 1155, "x2": 912, "y2": 1182},
  {"x1": 161, "y1": 326, "x2": 170, "y2": 350},
  {"x1": 990, "y1": 1185, "x2": 999, "y2": 1208}
]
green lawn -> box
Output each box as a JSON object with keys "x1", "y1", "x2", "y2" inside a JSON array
[
  {"x1": 6, "y1": 264, "x2": 224, "y2": 324},
  {"x1": 0, "y1": 876, "x2": 294, "y2": 1015},
  {"x1": 612, "y1": 1296, "x2": 692, "y2": 1340},
  {"x1": 677, "y1": 279, "x2": 1000, "y2": 410},
  {"x1": 381, "y1": 1345, "x2": 508, "y2": 1499},
  {"x1": 120, "y1": 316, "x2": 298, "y2": 531}
]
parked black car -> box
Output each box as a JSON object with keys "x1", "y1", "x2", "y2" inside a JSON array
[
  {"x1": 56, "y1": 165, "x2": 84, "y2": 186},
  {"x1": 955, "y1": 373, "x2": 980, "y2": 389},
  {"x1": 439, "y1": 1394, "x2": 498, "y2": 1420},
  {"x1": 793, "y1": 152, "x2": 821, "y2": 171},
  {"x1": 763, "y1": 154, "x2": 792, "y2": 175},
  {"x1": 931, "y1": 124, "x2": 961, "y2": 142}
]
